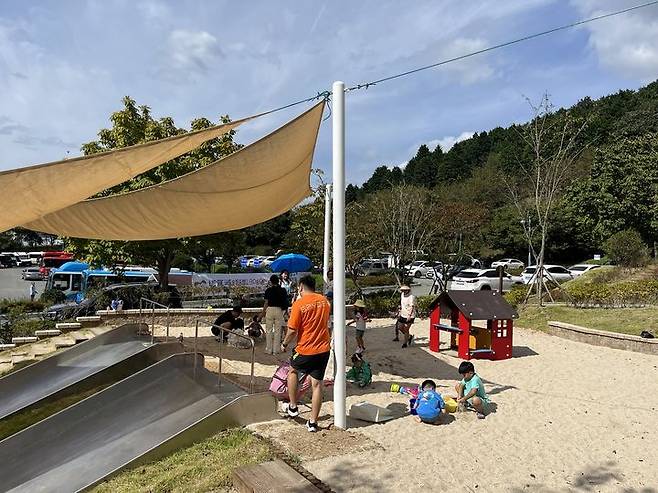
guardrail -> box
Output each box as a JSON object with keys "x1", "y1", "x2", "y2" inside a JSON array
[
  {"x1": 139, "y1": 298, "x2": 171, "y2": 344},
  {"x1": 194, "y1": 319, "x2": 255, "y2": 394}
]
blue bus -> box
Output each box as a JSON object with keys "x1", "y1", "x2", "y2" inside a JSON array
[{"x1": 47, "y1": 263, "x2": 155, "y2": 301}]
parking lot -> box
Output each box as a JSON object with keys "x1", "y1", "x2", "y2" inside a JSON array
[{"x1": 0, "y1": 268, "x2": 46, "y2": 300}]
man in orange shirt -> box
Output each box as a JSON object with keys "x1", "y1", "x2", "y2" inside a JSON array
[{"x1": 280, "y1": 275, "x2": 331, "y2": 432}]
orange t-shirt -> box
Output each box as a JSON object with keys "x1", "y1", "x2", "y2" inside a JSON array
[{"x1": 287, "y1": 292, "x2": 331, "y2": 355}]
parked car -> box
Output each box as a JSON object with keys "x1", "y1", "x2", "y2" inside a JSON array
[
  {"x1": 406, "y1": 261, "x2": 432, "y2": 278},
  {"x1": 491, "y1": 258, "x2": 525, "y2": 270},
  {"x1": 258, "y1": 256, "x2": 277, "y2": 268},
  {"x1": 356, "y1": 259, "x2": 389, "y2": 276},
  {"x1": 521, "y1": 265, "x2": 574, "y2": 284},
  {"x1": 21, "y1": 267, "x2": 43, "y2": 281},
  {"x1": 0, "y1": 253, "x2": 17, "y2": 268},
  {"x1": 449, "y1": 268, "x2": 523, "y2": 292},
  {"x1": 568, "y1": 264, "x2": 601, "y2": 277}
]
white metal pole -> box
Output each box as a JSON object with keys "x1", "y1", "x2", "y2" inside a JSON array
[
  {"x1": 323, "y1": 184, "x2": 332, "y2": 291},
  {"x1": 332, "y1": 81, "x2": 346, "y2": 429}
]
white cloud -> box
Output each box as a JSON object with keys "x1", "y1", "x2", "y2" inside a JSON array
[
  {"x1": 572, "y1": 0, "x2": 658, "y2": 81},
  {"x1": 168, "y1": 30, "x2": 221, "y2": 73},
  {"x1": 430, "y1": 131, "x2": 475, "y2": 152}
]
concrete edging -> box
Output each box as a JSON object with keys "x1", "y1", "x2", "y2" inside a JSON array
[{"x1": 547, "y1": 321, "x2": 657, "y2": 355}]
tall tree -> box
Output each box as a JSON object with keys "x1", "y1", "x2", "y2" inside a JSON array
[
  {"x1": 507, "y1": 94, "x2": 589, "y2": 304},
  {"x1": 66, "y1": 96, "x2": 241, "y2": 288}
]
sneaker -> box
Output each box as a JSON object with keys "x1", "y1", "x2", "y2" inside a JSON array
[
  {"x1": 392, "y1": 337, "x2": 400, "y2": 342},
  {"x1": 401, "y1": 343, "x2": 408, "y2": 348},
  {"x1": 283, "y1": 403, "x2": 299, "y2": 418},
  {"x1": 477, "y1": 412, "x2": 486, "y2": 419},
  {"x1": 306, "y1": 421, "x2": 319, "y2": 432}
]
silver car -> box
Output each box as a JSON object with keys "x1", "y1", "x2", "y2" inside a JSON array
[{"x1": 22, "y1": 267, "x2": 43, "y2": 281}]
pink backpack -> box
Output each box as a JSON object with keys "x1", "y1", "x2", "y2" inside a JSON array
[{"x1": 269, "y1": 362, "x2": 311, "y2": 400}]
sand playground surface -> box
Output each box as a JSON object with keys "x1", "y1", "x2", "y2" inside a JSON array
[{"x1": 162, "y1": 318, "x2": 658, "y2": 492}]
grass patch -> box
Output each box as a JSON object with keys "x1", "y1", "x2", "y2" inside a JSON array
[
  {"x1": 91, "y1": 428, "x2": 276, "y2": 493},
  {"x1": 0, "y1": 383, "x2": 110, "y2": 441},
  {"x1": 516, "y1": 304, "x2": 658, "y2": 336}
]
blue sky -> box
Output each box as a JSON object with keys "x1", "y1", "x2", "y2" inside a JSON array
[{"x1": 1, "y1": 0, "x2": 658, "y2": 185}]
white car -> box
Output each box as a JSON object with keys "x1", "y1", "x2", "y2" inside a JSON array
[
  {"x1": 406, "y1": 261, "x2": 434, "y2": 278},
  {"x1": 568, "y1": 264, "x2": 602, "y2": 277},
  {"x1": 521, "y1": 265, "x2": 574, "y2": 284},
  {"x1": 449, "y1": 269, "x2": 523, "y2": 292},
  {"x1": 259, "y1": 256, "x2": 277, "y2": 267},
  {"x1": 491, "y1": 258, "x2": 524, "y2": 270}
]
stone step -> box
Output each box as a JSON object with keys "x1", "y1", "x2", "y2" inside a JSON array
[
  {"x1": 55, "y1": 322, "x2": 82, "y2": 330},
  {"x1": 68, "y1": 330, "x2": 94, "y2": 343},
  {"x1": 76, "y1": 315, "x2": 101, "y2": 322},
  {"x1": 34, "y1": 329, "x2": 62, "y2": 337},
  {"x1": 0, "y1": 344, "x2": 17, "y2": 351},
  {"x1": 0, "y1": 362, "x2": 12, "y2": 374},
  {"x1": 0, "y1": 354, "x2": 13, "y2": 364},
  {"x1": 11, "y1": 353, "x2": 33, "y2": 365},
  {"x1": 12, "y1": 336, "x2": 38, "y2": 344},
  {"x1": 51, "y1": 337, "x2": 76, "y2": 349}
]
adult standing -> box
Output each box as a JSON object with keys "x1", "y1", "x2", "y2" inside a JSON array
[
  {"x1": 29, "y1": 282, "x2": 37, "y2": 302},
  {"x1": 281, "y1": 275, "x2": 331, "y2": 433},
  {"x1": 260, "y1": 274, "x2": 289, "y2": 355},
  {"x1": 279, "y1": 269, "x2": 293, "y2": 301},
  {"x1": 397, "y1": 285, "x2": 416, "y2": 348}
]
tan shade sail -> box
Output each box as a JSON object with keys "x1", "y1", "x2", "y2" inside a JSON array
[
  {"x1": 0, "y1": 119, "x2": 245, "y2": 232},
  {"x1": 23, "y1": 102, "x2": 324, "y2": 240}
]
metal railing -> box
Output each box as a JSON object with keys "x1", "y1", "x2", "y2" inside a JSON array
[
  {"x1": 194, "y1": 320, "x2": 255, "y2": 394},
  {"x1": 139, "y1": 298, "x2": 171, "y2": 344}
]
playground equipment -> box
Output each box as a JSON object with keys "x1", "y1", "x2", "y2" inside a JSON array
[
  {"x1": 0, "y1": 323, "x2": 180, "y2": 421},
  {"x1": 428, "y1": 290, "x2": 518, "y2": 361},
  {"x1": 0, "y1": 353, "x2": 278, "y2": 492}
]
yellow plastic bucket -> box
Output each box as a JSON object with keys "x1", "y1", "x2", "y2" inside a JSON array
[{"x1": 443, "y1": 396, "x2": 458, "y2": 413}]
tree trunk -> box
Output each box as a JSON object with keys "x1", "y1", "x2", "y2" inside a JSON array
[
  {"x1": 157, "y1": 246, "x2": 174, "y2": 291},
  {"x1": 536, "y1": 228, "x2": 547, "y2": 307}
]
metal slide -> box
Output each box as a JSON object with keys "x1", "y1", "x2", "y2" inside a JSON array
[
  {"x1": 0, "y1": 353, "x2": 279, "y2": 493},
  {"x1": 0, "y1": 323, "x2": 182, "y2": 422}
]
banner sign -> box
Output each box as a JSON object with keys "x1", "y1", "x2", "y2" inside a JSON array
[{"x1": 192, "y1": 272, "x2": 310, "y2": 290}]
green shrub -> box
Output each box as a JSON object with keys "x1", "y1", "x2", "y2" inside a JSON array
[
  {"x1": 604, "y1": 229, "x2": 649, "y2": 268},
  {"x1": 416, "y1": 295, "x2": 435, "y2": 317},
  {"x1": 40, "y1": 288, "x2": 66, "y2": 305},
  {"x1": 565, "y1": 280, "x2": 658, "y2": 307},
  {"x1": 504, "y1": 285, "x2": 527, "y2": 307},
  {"x1": 357, "y1": 274, "x2": 397, "y2": 288},
  {"x1": 363, "y1": 290, "x2": 398, "y2": 318},
  {"x1": 0, "y1": 299, "x2": 46, "y2": 315},
  {"x1": 9, "y1": 318, "x2": 56, "y2": 338}
]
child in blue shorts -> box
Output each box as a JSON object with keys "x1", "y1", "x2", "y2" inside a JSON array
[
  {"x1": 455, "y1": 361, "x2": 490, "y2": 419},
  {"x1": 412, "y1": 379, "x2": 445, "y2": 424}
]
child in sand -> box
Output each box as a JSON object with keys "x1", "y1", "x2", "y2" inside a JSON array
[
  {"x1": 455, "y1": 361, "x2": 490, "y2": 419},
  {"x1": 347, "y1": 299, "x2": 370, "y2": 353},
  {"x1": 413, "y1": 379, "x2": 445, "y2": 424},
  {"x1": 247, "y1": 315, "x2": 264, "y2": 339},
  {"x1": 346, "y1": 352, "x2": 372, "y2": 388}
]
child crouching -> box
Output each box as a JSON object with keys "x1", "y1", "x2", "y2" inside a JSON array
[
  {"x1": 413, "y1": 379, "x2": 445, "y2": 424},
  {"x1": 346, "y1": 353, "x2": 372, "y2": 388}
]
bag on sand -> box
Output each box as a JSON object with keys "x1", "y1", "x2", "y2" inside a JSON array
[{"x1": 269, "y1": 362, "x2": 310, "y2": 400}]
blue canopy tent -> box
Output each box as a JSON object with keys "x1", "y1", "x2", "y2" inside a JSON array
[{"x1": 270, "y1": 254, "x2": 312, "y2": 273}]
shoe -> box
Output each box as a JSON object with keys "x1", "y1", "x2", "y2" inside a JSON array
[
  {"x1": 393, "y1": 337, "x2": 399, "y2": 342},
  {"x1": 306, "y1": 421, "x2": 319, "y2": 432},
  {"x1": 401, "y1": 343, "x2": 408, "y2": 348},
  {"x1": 283, "y1": 403, "x2": 299, "y2": 418},
  {"x1": 477, "y1": 412, "x2": 486, "y2": 419}
]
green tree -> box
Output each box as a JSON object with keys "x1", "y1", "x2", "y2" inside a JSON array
[
  {"x1": 66, "y1": 96, "x2": 240, "y2": 288},
  {"x1": 604, "y1": 229, "x2": 649, "y2": 267}
]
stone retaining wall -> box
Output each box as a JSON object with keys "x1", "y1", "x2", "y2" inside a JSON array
[
  {"x1": 97, "y1": 308, "x2": 262, "y2": 328},
  {"x1": 547, "y1": 321, "x2": 658, "y2": 355}
]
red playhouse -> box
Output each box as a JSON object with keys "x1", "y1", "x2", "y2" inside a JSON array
[{"x1": 428, "y1": 290, "x2": 518, "y2": 361}]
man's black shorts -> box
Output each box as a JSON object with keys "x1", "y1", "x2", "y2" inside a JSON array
[
  {"x1": 397, "y1": 316, "x2": 415, "y2": 325},
  {"x1": 290, "y1": 351, "x2": 330, "y2": 380}
]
